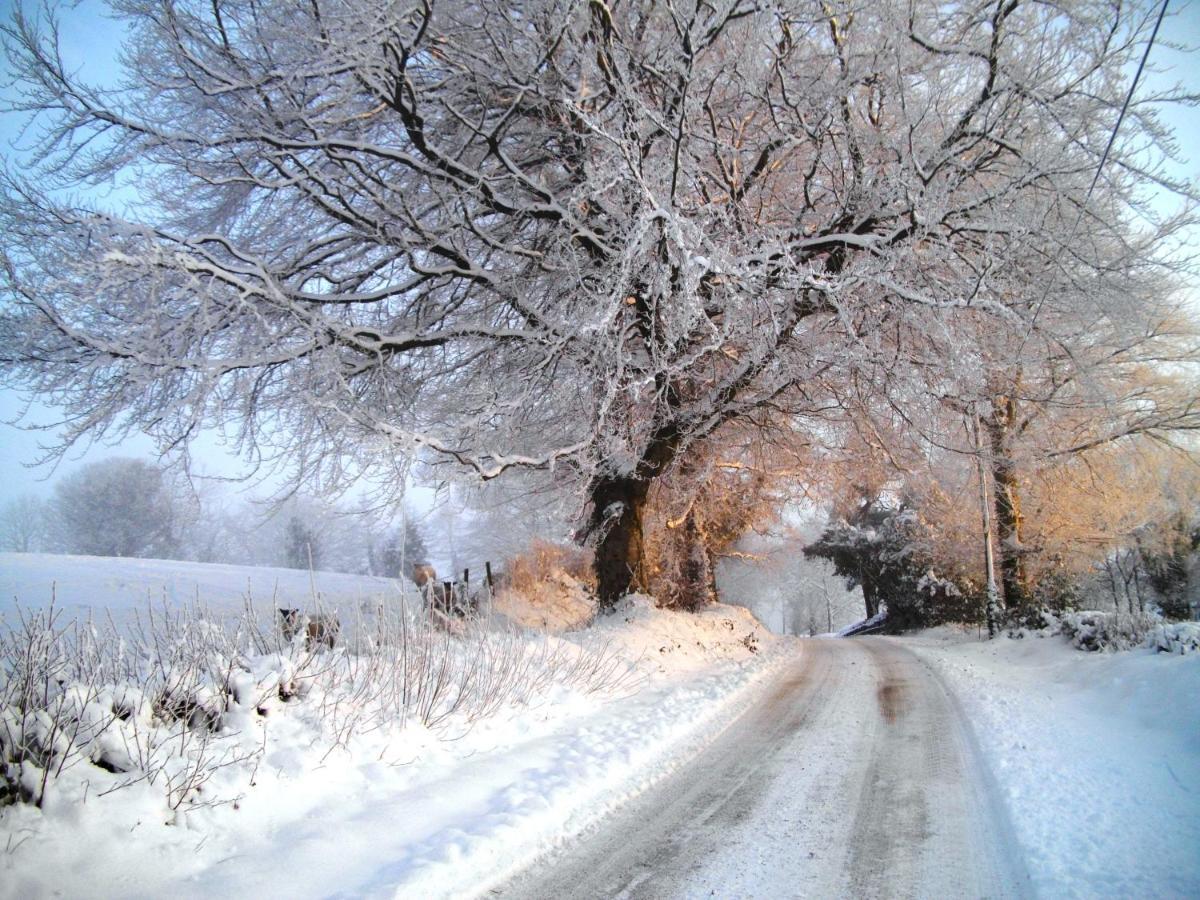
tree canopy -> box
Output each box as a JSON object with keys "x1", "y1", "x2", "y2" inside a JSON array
[{"x1": 1, "y1": 0, "x2": 1196, "y2": 607}]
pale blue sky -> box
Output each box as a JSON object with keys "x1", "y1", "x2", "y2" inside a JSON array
[
  {"x1": 0, "y1": 0, "x2": 158, "y2": 499},
  {"x1": 0, "y1": 0, "x2": 1197, "y2": 505}
]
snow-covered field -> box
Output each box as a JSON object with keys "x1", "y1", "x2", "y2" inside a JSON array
[
  {"x1": 0, "y1": 554, "x2": 781, "y2": 898},
  {"x1": 907, "y1": 627, "x2": 1200, "y2": 899},
  {"x1": 0, "y1": 552, "x2": 404, "y2": 626}
]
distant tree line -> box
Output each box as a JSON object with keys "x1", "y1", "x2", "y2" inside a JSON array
[{"x1": 0, "y1": 457, "x2": 429, "y2": 577}]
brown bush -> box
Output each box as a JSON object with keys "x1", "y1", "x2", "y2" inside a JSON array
[{"x1": 505, "y1": 539, "x2": 596, "y2": 594}]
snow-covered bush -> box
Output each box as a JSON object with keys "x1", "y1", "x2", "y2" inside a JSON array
[
  {"x1": 505, "y1": 540, "x2": 597, "y2": 595},
  {"x1": 1011, "y1": 608, "x2": 1198, "y2": 654},
  {"x1": 0, "y1": 596, "x2": 637, "y2": 815},
  {"x1": 493, "y1": 566, "x2": 597, "y2": 633},
  {"x1": 1148, "y1": 622, "x2": 1200, "y2": 655},
  {"x1": 492, "y1": 542, "x2": 610, "y2": 632},
  {"x1": 1053, "y1": 610, "x2": 1160, "y2": 652},
  {"x1": 1029, "y1": 570, "x2": 1083, "y2": 615},
  {"x1": 0, "y1": 600, "x2": 319, "y2": 810}
]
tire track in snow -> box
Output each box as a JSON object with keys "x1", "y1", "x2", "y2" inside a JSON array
[{"x1": 498, "y1": 638, "x2": 1031, "y2": 899}]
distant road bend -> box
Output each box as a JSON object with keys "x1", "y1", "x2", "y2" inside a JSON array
[{"x1": 499, "y1": 638, "x2": 1030, "y2": 899}]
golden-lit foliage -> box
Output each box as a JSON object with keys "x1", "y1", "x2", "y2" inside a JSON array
[
  {"x1": 505, "y1": 538, "x2": 597, "y2": 595},
  {"x1": 641, "y1": 427, "x2": 809, "y2": 610},
  {"x1": 1023, "y1": 440, "x2": 1200, "y2": 582}
]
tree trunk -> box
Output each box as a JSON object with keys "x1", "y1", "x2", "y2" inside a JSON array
[
  {"x1": 705, "y1": 538, "x2": 722, "y2": 608},
  {"x1": 986, "y1": 395, "x2": 1030, "y2": 610},
  {"x1": 861, "y1": 574, "x2": 880, "y2": 619},
  {"x1": 672, "y1": 508, "x2": 718, "y2": 611},
  {"x1": 590, "y1": 475, "x2": 652, "y2": 612},
  {"x1": 588, "y1": 427, "x2": 683, "y2": 613}
]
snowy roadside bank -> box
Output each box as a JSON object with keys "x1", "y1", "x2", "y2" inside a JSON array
[
  {"x1": 904, "y1": 628, "x2": 1200, "y2": 899},
  {"x1": 1, "y1": 585, "x2": 785, "y2": 899}
]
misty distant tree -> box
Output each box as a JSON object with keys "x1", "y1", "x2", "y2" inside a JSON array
[
  {"x1": 401, "y1": 518, "x2": 431, "y2": 570},
  {"x1": 715, "y1": 529, "x2": 865, "y2": 635},
  {"x1": 175, "y1": 483, "x2": 241, "y2": 565},
  {"x1": 49, "y1": 457, "x2": 179, "y2": 558},
  {"x1": 283, "y1": 515, "x2": 322, "y2": 571},
  {"x1": 174, "y1": 489, "x2": 383, "y2": 572},
  {"x1": 0, "y1": 493, "x2": 45, "y2": 552},
  {"x1": 1, "y1": 0, "x2": 1192, "y2": 610},
  {"x1": 368, "y1": 517, "x2": 429, "y2": 579}
]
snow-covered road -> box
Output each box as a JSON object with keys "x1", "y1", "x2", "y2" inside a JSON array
[{"x1": 499, "y1": 637, "x2": 1030, "y2": 899}]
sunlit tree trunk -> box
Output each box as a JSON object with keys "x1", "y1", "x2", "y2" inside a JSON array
[
  {"x1": 674, "y1": 508, "x2": 719, "y2": 611},
  {"x1": 705, "y1": 535, "x2": 722, "y2": 609}
]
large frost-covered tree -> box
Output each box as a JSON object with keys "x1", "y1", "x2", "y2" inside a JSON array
[
  {"x1": 976, "y1": 322, "x2": 1200, "y2": 609},
  {"x1": 48, "y1": 457, "x2": 180, "y2": 558},
  {"x1": 863, "y1": 279, "x2": 1200, "y2": 611},
  {"x1": 0, "y1": 0, "x2": 1192, "y2": 608}
]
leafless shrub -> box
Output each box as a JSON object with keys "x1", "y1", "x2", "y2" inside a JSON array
[
  {"x1": 0, "y1": 583, "x2": 639, "y2": 815},
  {"x1": 0, "y1": 599, "x2": 125, "y2": 807},
  {"x1": 312, "y1": 598, "x2": 640, "y2": 749},
  {"x1": 506, "y1": 541, "x2": 597, "y2": 595}
]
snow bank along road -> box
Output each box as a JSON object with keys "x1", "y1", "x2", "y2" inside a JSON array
[{"x1": 500, "y1": 637, "x2": 1030, "y2": 899}]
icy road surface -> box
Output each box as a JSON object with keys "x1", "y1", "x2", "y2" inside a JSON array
[{"x1": 499, "y1": 637, "x2": 1030, "y2": 899}]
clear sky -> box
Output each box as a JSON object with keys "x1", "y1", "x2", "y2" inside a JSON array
[
  {"x1": 0, "y1": 0, "x2": 154, "y2": 500},
  {"x1": 0, "y1": 0, "x2": 1197, "y2": 507}
]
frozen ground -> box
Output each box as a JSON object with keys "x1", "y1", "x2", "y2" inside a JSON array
[
  {"x1": 3, "y1": 554, "x2": 1196, "y2": 898},
  {"x1": 907, "y1": 627, "x2": 1200, "y2": 899},
  {"x1": 501, "y1": 628, "x2": 1200, "y2": 900}
]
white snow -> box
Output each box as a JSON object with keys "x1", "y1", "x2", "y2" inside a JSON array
[
  {"x1": 0, "y1": 556, "x2": 781, "y2": 899},
  {"x1": 8, "y1": 552, "x2": 1193, "y2": 898},
  {"x1": 490, "y1": 570, "x2": 595, "y2": 633},
  {"x1": 0, "y1": 551, "x2": 403, "y2": 626},
  {"x1": 906, "y1": 627, "x2": 1200, "y2": 899}
]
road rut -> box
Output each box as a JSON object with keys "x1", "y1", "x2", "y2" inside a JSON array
[{"x1": 497, "y1": 638, "x2": 1029, "y2": 899}]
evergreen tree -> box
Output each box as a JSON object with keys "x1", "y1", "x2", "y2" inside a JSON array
[
  {"x1": 1139, "y1": 517, "x2": 1199, "y2": 621},
  {"x1": 369, "y1": 517, "x2": 430, "y2": 579},
  {"x1": 283, "y1": 515, "x2": 322, "y2": 571},
  {"x1": 804, "y1": 500, "x2": 980, "y2": 631}
]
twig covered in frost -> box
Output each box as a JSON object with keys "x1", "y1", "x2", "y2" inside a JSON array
[{"x1": 1, "y1": 588, "x2": 639, "y2": 815}]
